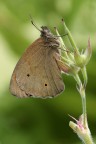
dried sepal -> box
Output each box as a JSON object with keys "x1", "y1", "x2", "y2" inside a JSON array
[{"x1": 56, "y1": 59, "x2": 80, "y2": 75}]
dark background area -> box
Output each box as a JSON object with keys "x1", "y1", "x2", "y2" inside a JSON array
[{"x1": 0, "y1": 0, "x2": 96, "y2": 143}]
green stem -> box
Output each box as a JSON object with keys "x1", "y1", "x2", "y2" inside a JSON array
[
  {"x1": 74, "y1": 74, "x2": 82, "y2": 87},
  {"x1": 81, "y1": 67, "x2": 88, "y2": 86},
  {"x1": 54, "y1": 27, "x2": 68, "y2": 58},
  {"x1": 61, "y1": 20, "x2": 94, "y2": 144},
  {"x1": 74, "y1": 74, "x2": 87, "y2": 127},
  {"x1": 62, "y1": 20, "x2": 79, "y2": 54},
  {"x1": 80, "y1": 87, "x2": 87, "y2": 128}
]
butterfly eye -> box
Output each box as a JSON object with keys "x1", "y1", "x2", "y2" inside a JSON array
[{"x1": 45, "y1": 84, "x2": 47, "y2": 86}]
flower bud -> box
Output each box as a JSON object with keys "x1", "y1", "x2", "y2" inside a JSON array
[{"x1": 74, "y1": 38, "x2": 92, "y2": 68}]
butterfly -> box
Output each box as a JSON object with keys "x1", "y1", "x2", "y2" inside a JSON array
[{"x1": 9, "y1": 23, "x2": 65, "y2": 98}]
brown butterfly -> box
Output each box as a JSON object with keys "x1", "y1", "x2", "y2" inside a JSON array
[{"x1": 9, "y1": 23, "x2": 65, "y2": 98}]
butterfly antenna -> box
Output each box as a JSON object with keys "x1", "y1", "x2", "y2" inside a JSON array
[
  {"x1": 31, "y1": 20, "x2": 41, "y2": 32},
  {"x1": 29, "y1": 15, "x2": 41, "y2": 32}
]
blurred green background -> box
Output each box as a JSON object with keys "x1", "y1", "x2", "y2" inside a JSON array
[{"x1": 0, "y1": 0, "x2": 96, "y2": 143}]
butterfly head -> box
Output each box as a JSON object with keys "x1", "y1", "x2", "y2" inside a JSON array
[{"x1": 40, "y1": 26, "x2": 61, "y2": 48}]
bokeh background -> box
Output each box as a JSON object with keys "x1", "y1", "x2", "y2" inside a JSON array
[{"x1": 0, "y1": 0, "x2": 96, "y2": 143}]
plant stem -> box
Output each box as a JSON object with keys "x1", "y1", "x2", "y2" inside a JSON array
[
  {"x1": 62, "y1": 21, "x2": 94, "y2": 144},
  {"x1": 62, "y1": 20, "x2": 79, "y2": 54},
  {"x1": 81, "y1": 67, "x2": 88, "y2": 86},
  {"x1": 54, "y1": 27, "x2": 68, "y2": 58},
  {"x1": 74, "y1": 74, "x2": 82, "y2": 87},
  {"x1": 78, "y1": 84, "x2": 94, "y2": 144},
  {"x1": 80, "y1": 86, "x2": 87, "y2": 128}
]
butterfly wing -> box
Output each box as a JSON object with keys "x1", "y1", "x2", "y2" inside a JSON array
[{"x1": 10, "y1": 38, "x2": 64, "y2": 98}]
